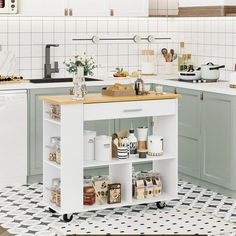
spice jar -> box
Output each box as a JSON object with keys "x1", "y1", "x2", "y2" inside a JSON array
[
  {"x1": 55, "y1": 180, "x2": 61, "y2": 207},
  {"x1": 84, "y1": 176, "x2": 95, "y2": 206},
  {"x1": 48, "y1": 137, "x2": 61, "y2": 164},
  {"x1": 49, "y1": 104, "x2": 61, "y2": 120},
  {"x1": 51, "y1": 178, "x2": 60, "y2": 205}
]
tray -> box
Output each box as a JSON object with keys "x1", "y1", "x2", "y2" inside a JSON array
[{"x1": 102, "y1": 88, "x2": 136, "y2": 97}]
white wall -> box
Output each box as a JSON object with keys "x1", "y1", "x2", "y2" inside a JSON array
[{"x1": 0, "y1": 15, "x2": 235, "y2": 80}]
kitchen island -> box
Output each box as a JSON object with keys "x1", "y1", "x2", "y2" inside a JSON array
[{"x1": 41, "y1": 92, "x2": 180, "y2": 221}]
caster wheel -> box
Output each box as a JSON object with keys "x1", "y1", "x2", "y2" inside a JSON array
[
  {"x1": 156, "y1": 201, "x2": 166, "y2": 209},
  {"x1": 49, "y1": 207, "x2": 56, "y2": 214},
  {"x1": 63, "y1": 214, "x2": 73, "y2": 222}
]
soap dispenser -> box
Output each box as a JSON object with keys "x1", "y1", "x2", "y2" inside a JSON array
[{"x1": 134, "y1": 70, "x2": 144, "y2": 95}]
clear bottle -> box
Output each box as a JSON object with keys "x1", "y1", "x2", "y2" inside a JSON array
[
  {"x1": 73, "y1": 66, "x2": 87, "y2": 100},
  {"x1": 178, "y1": 42, "x2": 185, "y2": 72},
  {"x1": 128, "y1": 129, "x2": 138, "y2": 157}
]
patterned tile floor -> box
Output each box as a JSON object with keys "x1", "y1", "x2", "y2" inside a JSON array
[{"x1": 0, "y1": 180, "x2": 236, "y2": 235}]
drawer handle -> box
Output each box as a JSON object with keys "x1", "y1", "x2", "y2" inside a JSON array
[{"x1": 123, "y1": 109, "x2": 143, "y2": 113}]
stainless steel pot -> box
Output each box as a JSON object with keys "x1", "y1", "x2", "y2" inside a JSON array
[{"x1": 201, "y1": 62, "x2": 225, "y2": 81}]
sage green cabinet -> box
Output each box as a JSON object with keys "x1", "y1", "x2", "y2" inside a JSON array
[
  {"x1": 177, "y1": 88, "x2": 201, "y2": 179},
  {"x1": 28, "y1": 86, "x2": 114, "y2": 182},
  {"x1": 162, "y1": 85, "x2": 236, "y2": 190},
  {"x1": 201, "y1": 92, "x2": 236, "y2": 190}
]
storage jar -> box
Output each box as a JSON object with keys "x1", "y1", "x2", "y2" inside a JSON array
[
  {"x1": 84, "y1": 130, "x2": 96, "y2": 161},
  {"x1": 95, "y1": 136, "x2": 112, "y2": 162}
]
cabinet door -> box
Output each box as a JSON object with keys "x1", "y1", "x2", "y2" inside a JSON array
[
  {"x1": 201, "y1": 92, "x2": 235, "y2": 189},
  {"x1": 177, "y1": 88, "x2": 201, "y2": 178},
  {"x1": 108, "y1": 0, "x2": 148, "y2": 16},
  {"x1": 19, "y1": 0, "x2": 65, "y2": 16},
  {"x1": 70, "y1": 0, "x2": 108, "y2": 16}
]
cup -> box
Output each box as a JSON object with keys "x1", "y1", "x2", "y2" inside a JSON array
[
  {"x1": 137, "y1": 127, "x2": 148, "y2": 141},
  {"x1": 117, "y1": 146, "x2": 129, "y2": 159}
]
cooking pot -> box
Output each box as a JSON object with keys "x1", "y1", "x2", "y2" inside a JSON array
[{"x1": 201, "y1": 62, "x2": 225, "y2": 81}]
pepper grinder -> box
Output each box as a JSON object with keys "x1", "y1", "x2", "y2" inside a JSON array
[{"x1": 134, "y1": 71, "x2": 144, "y2": 95}]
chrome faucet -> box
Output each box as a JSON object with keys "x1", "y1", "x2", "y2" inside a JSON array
[{"x1": 44, "y1": 44, "x2": 59, "y2": 79}]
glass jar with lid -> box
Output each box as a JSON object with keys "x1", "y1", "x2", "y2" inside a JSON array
[
  {"x1": 50, "y1": 178, "x2": 60, "y2": 205},
  {"x1": 48, "y1": 137, "x2": 61, "y2": 164}
]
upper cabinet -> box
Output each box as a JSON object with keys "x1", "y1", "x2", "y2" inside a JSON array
[
  {"x1": 19, "y1": 0, "x2": 148, "y2": 17},
  {"x1": 179, "y1": 0, "x2": 236, "y2": 16},
  {"x1": 108, "y1": 0, "x2": 149, "y2": 17},
  {"x1": 68, "y1": 0, "x2": 107, "y2": 16},
  {"x1": 19, "y1": 0, "x2": 66, "y2": 16}
]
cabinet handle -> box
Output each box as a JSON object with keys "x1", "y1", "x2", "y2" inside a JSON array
[
  {"x1": 110, "y1": 9, "x2": 114, "y2": 16},
  {"x1": 123, "y1": 109, "x2": 143, "y2": 113},
  {"x1": 69, "y1": 8, "x2": 73, "y2": 16},
  {"x1": 200, "y1": 92, "x2": 204, "y2": 101},
  {"x1": 64, "y1": 8, "x2": 68, "y2": 16}
]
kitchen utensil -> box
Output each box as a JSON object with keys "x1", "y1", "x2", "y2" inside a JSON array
[
  {"x1": 148, "y1": 135, "x2": 164, "y2": 156},
  {"x1": 170, "y1": 49, "x2": 175, "y2": 61},
  {"x1": 161, "y1": 48, "x2": 168, "y2": 62},
  {"x1": 84, "y1": 130, "x2": 96, "y2": 161},
  {"x1": 95, "y1": 135, "x2": 112, "y2": 162},
  {"x1": 201, "y1": 62, "x2": 225, "y2": 81}
]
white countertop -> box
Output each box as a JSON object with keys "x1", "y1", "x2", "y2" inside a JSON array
[{"x1": 1, "y1": 75, "x2": 236, "y2": 96}]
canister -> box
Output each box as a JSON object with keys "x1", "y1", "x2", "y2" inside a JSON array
[
  {"x1": 84, "y1": 130, "x2": 96, "y2": 161},
  {"x1": 148, "y1": 135, "x2": 164, "y2": 156},
  {"x1": 95, "y1": 135, "x2": 112, "y2": 161}
]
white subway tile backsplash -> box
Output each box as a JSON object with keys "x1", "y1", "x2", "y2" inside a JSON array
[{"x1": 0, "y1": 14, "x2": 235, "y2": 80}]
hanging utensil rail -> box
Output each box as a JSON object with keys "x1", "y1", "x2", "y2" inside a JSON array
[{"x1": 72, "y1": 35, "x2": 171, "y2": 44}]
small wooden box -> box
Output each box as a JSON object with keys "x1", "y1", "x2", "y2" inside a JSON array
[{"x1": 102, "y1": 87, "x2": 136, "y2": 97}]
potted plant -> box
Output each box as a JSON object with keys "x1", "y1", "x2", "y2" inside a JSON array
[
  {"x1": 64, "y1": 53, "x2": 97, "y2": 100},
  {"x1": 64, "y1": 53, "x2": 97, "y2": 76}
]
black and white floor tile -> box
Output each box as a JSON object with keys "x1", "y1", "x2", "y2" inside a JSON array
[{"x1": 1, "y1": 181, "x2": 236, "y2": 235}]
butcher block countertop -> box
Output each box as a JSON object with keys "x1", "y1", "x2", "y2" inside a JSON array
[{"x1": 40, "y1": 92, "x2": 181, "y2": 105}]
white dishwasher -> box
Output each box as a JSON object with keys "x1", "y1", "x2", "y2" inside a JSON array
[{"x1": 0, "y1": 90, "x2": 27, "y2": 186}]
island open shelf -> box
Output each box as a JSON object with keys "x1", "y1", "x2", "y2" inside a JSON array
[{"x1": 41, "y1": 92, "x2": 180, "y2": 221}]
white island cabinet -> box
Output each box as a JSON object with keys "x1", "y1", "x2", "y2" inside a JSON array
[{"x1": 41, "y1": 92, "x2": 180, "y2": 222}]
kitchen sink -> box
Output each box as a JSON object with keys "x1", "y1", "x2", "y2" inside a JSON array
[{"x1": 30, "y1": 77, "x2": 103, "y2": 83}]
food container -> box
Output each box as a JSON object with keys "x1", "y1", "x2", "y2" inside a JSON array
[
  {"x1": 50, "y1": 178, "x2": 61, "y2": 207},
  {"x1": 92, "y1": 176, "x2": 111, "y2": 205},
  {"x1": 84, "y1": 176, "x2": 96, "y2": 205},
  {"x1": 148, "y1": 135, "x2": 164, "y2": 156},
  {"x1": 49, "y1": 104, "x2": 61, "y2": 121},
  {"x1": 95, "y1": 136, "x2": 112, "y2": 162},
  {"x1": 108, "y1": 183, "x2": 121, "y2": 204},
  {"x1": 201, "y1": 62, "x2": 225, "y2": 81},
  {"x1": 84, "y1": 130, "x2": 96, "y2": 161},
  {"x1": 48, "y1": 137, "x2": 61, "y2": 164}
]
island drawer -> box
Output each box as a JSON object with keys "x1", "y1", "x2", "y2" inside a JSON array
[{"x1": 84, "y1": 99, "x2": 177, "y2": 121}]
